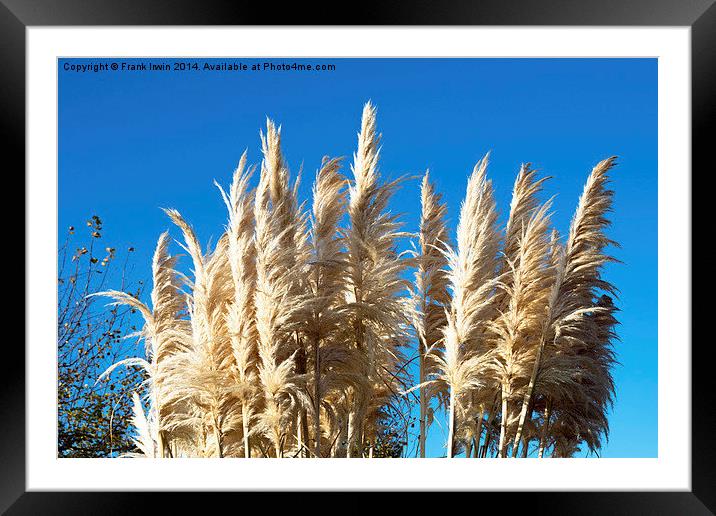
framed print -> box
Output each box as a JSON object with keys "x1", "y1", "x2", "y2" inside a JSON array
[{"x1": 5, "y1": 0, "x2": 711, "y2": 512}]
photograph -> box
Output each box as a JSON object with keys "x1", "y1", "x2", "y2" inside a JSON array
[{"x1": 57, "y1": 57, "x2": 657, "y2": 460}]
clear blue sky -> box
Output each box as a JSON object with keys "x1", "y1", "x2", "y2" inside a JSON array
[{"x1": 59, "y1": 58, "x2": 657, "y2": 458}]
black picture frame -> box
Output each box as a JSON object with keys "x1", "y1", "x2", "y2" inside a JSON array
[{"x1": 4, "y1": 0, "x2": 709, "y2": 512}]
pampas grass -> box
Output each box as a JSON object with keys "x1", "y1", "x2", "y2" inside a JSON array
[
  {"x1": 304, "y1": 156, "x2": 349, "y2": 457},
  {"x1": 253, "y1": 120, "x2": 310, "y2": 457},
  {"x1": 96, "y1": 104, "x2": 619, "y2": 459},
  {"x1": 216, "y1": 152, "x2": 260, "y2": 457},
  {"x1": 411, "y1": 171, "x2": 450, "y2": 457},
  {"x1": 344, "y1": 102, "x2": 410, "y2": 457},
  {"x1": 439, "y1": 155, "x2": 500, "y2": 457}
]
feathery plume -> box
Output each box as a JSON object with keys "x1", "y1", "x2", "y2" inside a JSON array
[
  {"x1": 96, "y1": 231, "x2": 185, "y2": 457},
  {"x1": 216, "y1": 152, "x2": 261, "y2": 457},
  {"x1": 302, "y1": 156, "x2": 349, "y2": 456},
  {"x1": 491, "y1": 200, "x2": 554, "y2": 457},
  {"x1": 533, "y1": 157, "x2": 619, "y2": 457},
  {"x1": 439, "y1": 155, "x2": 500, "y2": 457},
  {"x1": 254, "y1": 119, "x2": 310, "y2": 457},
  {"x1": 126, "y1": 391, "x2": 159, "y2": 457},
  {"x1": 161, "y1": 210, "x2": 237, "y2": 457},
  {"x1": 412, "y1": 170, "x2": 450, "y2": 457},
  {"x1": 345, "y1": 102, "x2": 409, "y2": 456}
]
